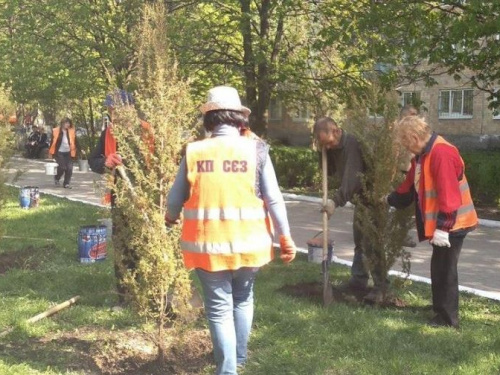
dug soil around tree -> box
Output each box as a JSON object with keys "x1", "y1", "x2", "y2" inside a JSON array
[
  {"x1": 0, "y1": 326, "x2": 213, "y2": 374},
  {"x1": 279, "y1": 281, "x2": 407, "y2": 308}
]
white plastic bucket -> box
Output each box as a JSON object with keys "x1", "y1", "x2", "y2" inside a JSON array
[
  {"x1": 45, "y1": 162, "x2": 58, "y2": 176},
  {"x1": 306, "y1": 232, "x2": 334, "y2": 264}
]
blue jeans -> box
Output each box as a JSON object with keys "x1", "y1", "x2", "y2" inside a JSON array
[{"x1": 196, "y1": 267, "x2": 259, "y2": 375}]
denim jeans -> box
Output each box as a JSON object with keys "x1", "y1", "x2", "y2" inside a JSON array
[{"x1": 196, "y1": 267, "x2": 259, "y2": 375}]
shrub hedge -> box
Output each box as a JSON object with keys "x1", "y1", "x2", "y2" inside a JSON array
[
  {"x1": 269, "y1": 145, "x2": 320, "y2": 191},
  {"x1": 461, "y1": 151, "x2": 500, "y2": 207},
  {"x1": 270, "y1": 146, "x2": 500, "y2": 208}
]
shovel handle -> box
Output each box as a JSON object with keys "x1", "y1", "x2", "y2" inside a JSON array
[{"x1": 321, "y1": 147, "x2": 328, "y2": 261}]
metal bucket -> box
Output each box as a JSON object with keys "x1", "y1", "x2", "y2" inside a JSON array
[
  {"x1": 78, "y1": 159, "x2": 89, "y2": 172},
  {"x1": 29, "y1": 186, "x2": 40, "y2": 208},
  {"x1": 306, "y1": 232, "x2": 334, "y2": 264},
  {"x1": 78, "y1": 225, "x2": 107, "y2": 263}
]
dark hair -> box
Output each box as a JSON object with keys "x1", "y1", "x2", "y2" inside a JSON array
[
  {"x1": 203, "y1": 110, "x2": 246, "y2": 132},
  {"x1": 313, "y1": 116, "x2": 338, "y2": 137},
  {"x1": 60, "y1": 117, "x2": 73, "y2": 127}
]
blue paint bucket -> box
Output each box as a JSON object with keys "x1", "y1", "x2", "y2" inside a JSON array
[
  {"x1": 78, "y1": 225, "x2": 107, "y2": 263},
  {"x1": 19, "y1": 187, "x2": 31, "y2": 209}
]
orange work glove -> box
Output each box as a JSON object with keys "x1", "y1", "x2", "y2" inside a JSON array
[
  {"x1": 279, "y1": 235, "x2": 296, "y2": 264},
  {"x1": 105, "y1": 153, "x2": 122, "y2": 168}
]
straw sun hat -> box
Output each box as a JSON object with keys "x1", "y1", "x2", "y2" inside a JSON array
[{"x1": 200, "y1": 86, "x2": 251, "y2": 116}]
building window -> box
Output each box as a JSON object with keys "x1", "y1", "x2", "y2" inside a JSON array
[
  {"x1": 401, "y1": 91, "x2": 421, "y2": 107},
  {"x1": 438, "y1": 89, "x2": 473, "y2": 119},
  {"x1": 269, "y1": 98, "x2": 282, "y2": 120},
  {"x1": 291, "y1": 107, "x2": 310, "y2": 122}
]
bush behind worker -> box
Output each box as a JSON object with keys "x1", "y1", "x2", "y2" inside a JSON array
[{"x1": 166, "y1": 86, "x2": 296, "y2": 375}]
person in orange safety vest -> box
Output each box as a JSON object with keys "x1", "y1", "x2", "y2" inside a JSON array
[
  {"x1": 387, "y1": 115, "x2": 477, "y2": 329},
  {"x1": 49, "y1": 117, "x2": 79, "y2": 189},
  {"x1": 166, "y1": 86, "x2": 296, "y2": 375}
]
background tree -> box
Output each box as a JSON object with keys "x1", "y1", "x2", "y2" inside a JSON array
[
  {"x1": 110, "y1": 2, "x2": 196, "y2": 363},
  {"x1": 0, "y1": 0, "x2": 142, "y2": 127},
  {"x1": 167, "y1": 0, "x2": 339, "y2": 135},
  {"x1": 317, "y1": 0, "x2": 500, "y2": 110}
]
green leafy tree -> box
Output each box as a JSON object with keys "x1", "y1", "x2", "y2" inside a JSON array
[
  {"x1": 0, "y1": 0, "x2": 143, "y2": 125},
  {"x1": 111, "y1": 2, "x2": 196, "y2": 363},
  {"x1": 167, "y1": 1, "x2": 337, "y2": 135}
]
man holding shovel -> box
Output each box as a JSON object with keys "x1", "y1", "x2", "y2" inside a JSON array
[{"x1": 313, "y1": 117, "x2": 386, "y2": 302}]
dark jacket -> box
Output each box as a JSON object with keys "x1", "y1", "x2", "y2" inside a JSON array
[
  {"x1": 322, "y1": 130, "x2": 366, "y2": 207},
  {"x1": 88, "y1": 129, "x2": 108, "y2": 174}
]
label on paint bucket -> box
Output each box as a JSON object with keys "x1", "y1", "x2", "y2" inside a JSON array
[{"x1": 78, "y1": 225, "x2": 107, "y2": 263}]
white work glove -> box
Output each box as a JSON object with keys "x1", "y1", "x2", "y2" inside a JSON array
[
  {"x1": 430, "y1": 229, "x2": 451, "y2": 248},
  {"x1": 320, "y1": 199, "x2": 336, "y2": 219}
]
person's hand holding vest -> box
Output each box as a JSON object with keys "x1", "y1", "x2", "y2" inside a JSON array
[
  {"x1": 279, "y1": 235, "x2": 296, "y2": 264},
  {"x1": 430, "y1": 229, "x2": 451, "y2": 247},
  {"x1": 105, "y1": 153, "x2": 122, "y2": 168}
]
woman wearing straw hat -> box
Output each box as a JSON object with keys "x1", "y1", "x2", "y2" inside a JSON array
[{"x1": 166, "y1": 86, "x2": 296, "y2": 375}]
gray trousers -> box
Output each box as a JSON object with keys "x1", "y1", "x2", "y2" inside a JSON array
[
  {"x1": 351, "y1": 205, "x2": 388, "y2": 289},
  {"x1": 55, "y1": 152, "x2": 73, "y2": 186}
]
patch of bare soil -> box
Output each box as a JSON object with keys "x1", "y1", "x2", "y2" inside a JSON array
[
  {"x1": 0, "y1": 244, "x2": 55, "y2": 274},
  {"x1": 279, "y1": 281, "x2": 407, "y2": 308},
  {"x1": 0, "y1": 326, "x2": 213, "y2": 375}
]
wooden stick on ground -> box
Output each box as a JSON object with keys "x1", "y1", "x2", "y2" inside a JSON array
[{"x1": 0, "y1": 296, "x2": 80, "y2": 338}]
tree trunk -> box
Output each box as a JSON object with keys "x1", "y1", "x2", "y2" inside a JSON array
[{"x1": 239, "y1": 0, "x2": 258, "y2": 132}]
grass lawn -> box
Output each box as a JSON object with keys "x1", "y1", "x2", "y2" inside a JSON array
[{"x1": 0, "y1": 186, "x2": 499, "y2": 374}]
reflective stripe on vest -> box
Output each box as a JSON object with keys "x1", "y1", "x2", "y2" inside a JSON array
[
  {"x1": 421, "y1": 136, "x2": 478, "y2": 237},
  {"x1": 183, "y1": 207, "x2": 268, "y2": 221},
  {"x1": 181, "y1": 137, "x2": 273, "y2": 271}
]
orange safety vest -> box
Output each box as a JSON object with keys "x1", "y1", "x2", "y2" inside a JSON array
[
  {"x1": 181, "y1": 137, "x2": 273, "y2": 272},
  {"x1": 49, "y1": 127, "x2": 77, "y2": 157},
  {"x1": 421, "y1": 136, "x2": 478, "y2": 237}
]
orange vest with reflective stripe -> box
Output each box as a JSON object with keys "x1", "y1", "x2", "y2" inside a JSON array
[
  {"x1": 181, "y1": 137, "x2": 273, "y2": 271},
  {"x1": 49, "y1": 127, "x2": 77, "y2": 157},
  {"x1": 421, "y1": 136, "x2": 477, "y2": 237}
]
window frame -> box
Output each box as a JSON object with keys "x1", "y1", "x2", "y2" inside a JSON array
[
  {"x1": 268, "y1": 98, "x2": 282, "y2": 121},
  {"x1": 438, "y1": 89, "x2": 474, "y2": 119}
]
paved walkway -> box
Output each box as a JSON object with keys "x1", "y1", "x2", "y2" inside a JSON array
[{"x1": 5, "y1": 156, "x2": 500, "y2": 300}]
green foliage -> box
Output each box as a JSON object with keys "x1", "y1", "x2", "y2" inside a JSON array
[
  {"x1": 269, "y1": 145, "x2": 320, "y2": 190},
  {"x1": 110, "y1": 2, "x2": 196, "y2": 362},
  {"x1": 461, "y1": 151, "x2": 500, "y2": 208},
  {"x1": 345, "y1": 84, "x2": 414, "y2": 298}
]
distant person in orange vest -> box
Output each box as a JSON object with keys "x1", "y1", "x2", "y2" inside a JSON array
[
  {"x1": 166, "y1": 86, "x2": 296, "y2": 375},
  {"x1": 387, "y1": 115, "x2": 478, "y2": 329},
  {"x1": 49, "y1": 118, "x2": 78, "y2": 189}
]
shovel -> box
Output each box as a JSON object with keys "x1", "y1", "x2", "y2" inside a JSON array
[{"x1": 321, "y1": 147, "x2": 334, "y2": 306}]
